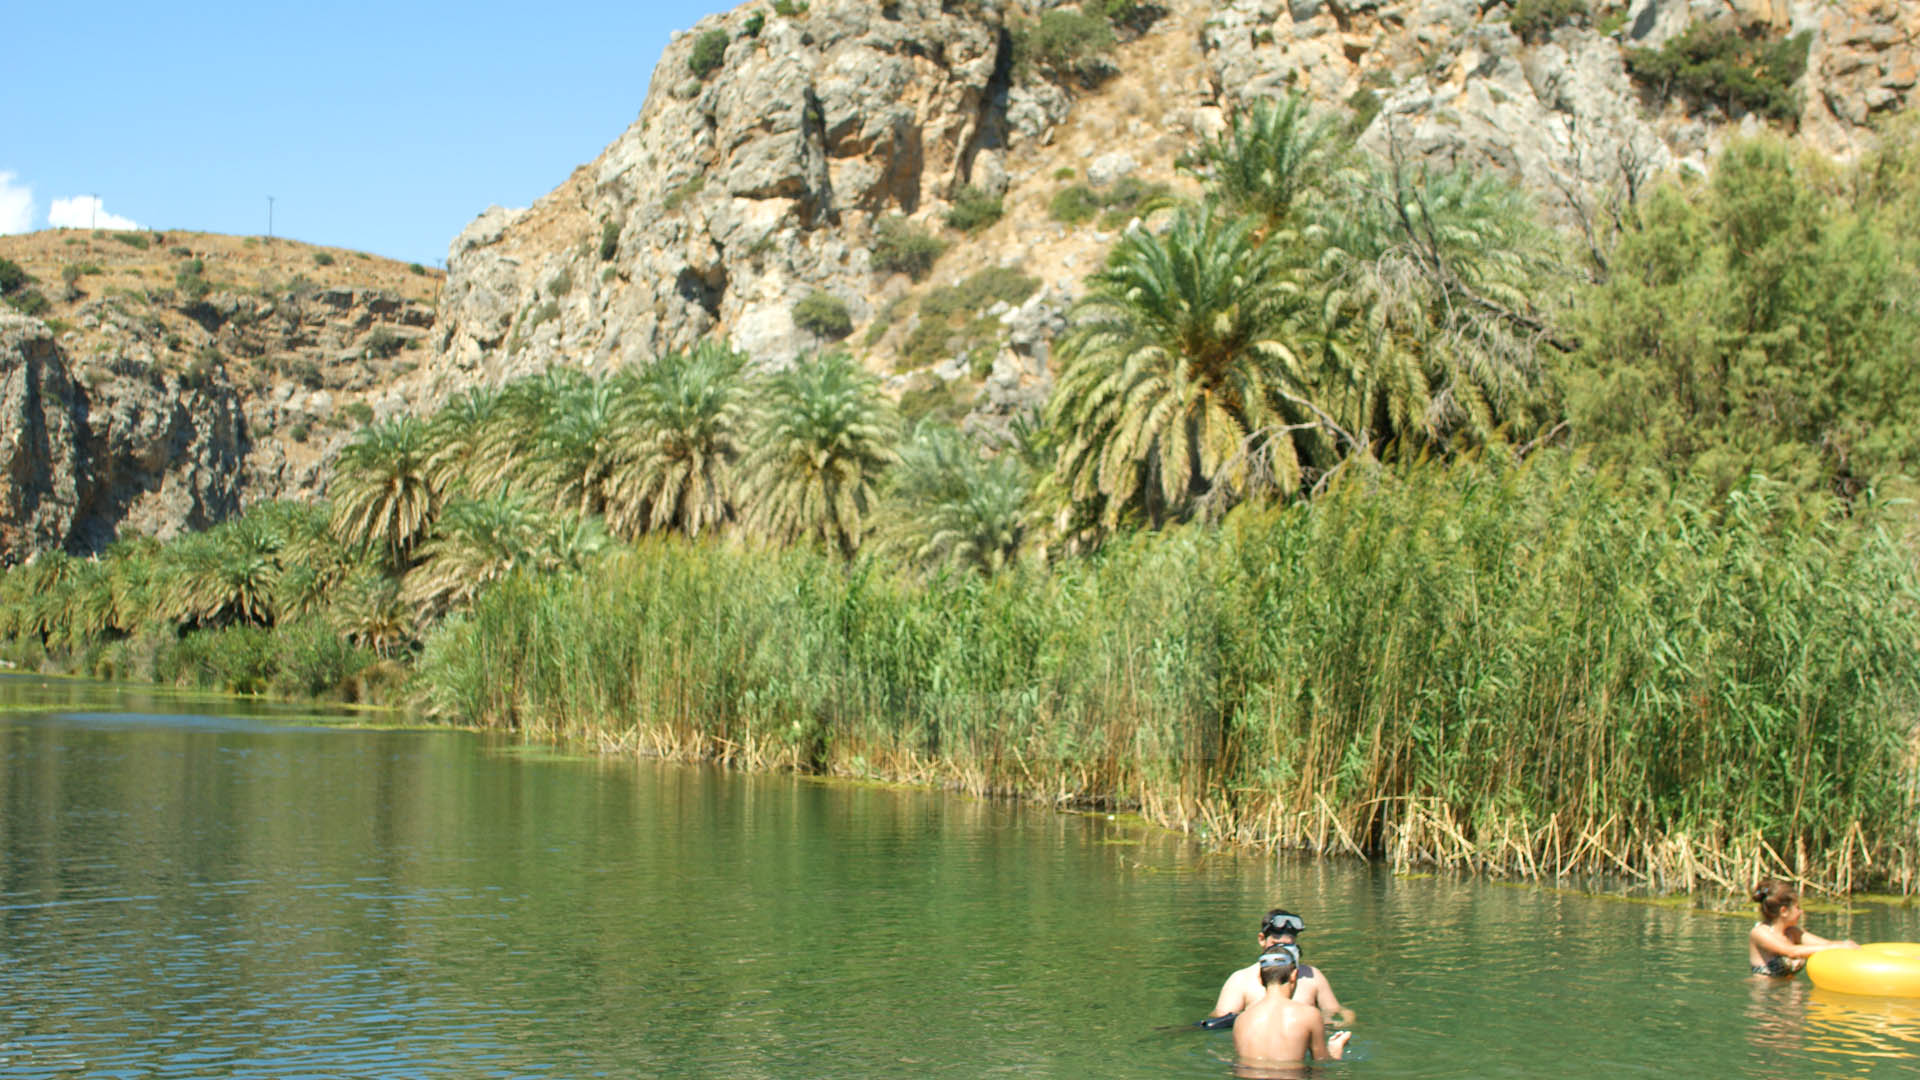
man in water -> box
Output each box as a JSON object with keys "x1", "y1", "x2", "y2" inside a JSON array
[
  {"x1": 1232, "y1": 943, "x2": 1350, "y2": 1068},
  {"x1": 1211, "y1": 909, "x2": 1354, "y2": 1026}
]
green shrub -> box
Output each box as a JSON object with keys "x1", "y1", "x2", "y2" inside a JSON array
[
  {"x1": 1053, "y1": 166, "x2": 1078, "y2": 181},
  {"x1": 599, "y1": 219, "x2": 621, "y2": 261},
  {"x1": 173, "y1": 258, "x2": 212, "y2": 302},
  {"x1": 0, "y1": 257, "x2": 28, "y2": 294},
  {"x1": 902, "y1": 318, "x2": 955, "y2": 369},
  {"x1": 169, "y1": 245, "x2": 192, "y2": 258},
  {"x1": 773, "y1": 0, "x2": 808, "y2": 14},
  {"x1": 871, "y1": 216, "x2": 947, "y2": 280},
  {"x1": 1626, "y1": 20, "x2": 1812, "y2": 124},
  {"x1": 289, "y1": 422, "x2": 311, "y2": 442},
  {"x1": 689, "y1": 29, "x2": 730, "y2": 78},
  {"x1": 792, "y1": 291, "x2": 854, "y2": 339},
  {"x1": 409, "y1": 262, "x2": 427, "y2": 276},
  {"x1": 343, "y1": 401, "x2": 375, "y2": 426},
  {"x1": 1347, "y1": 87, "x2": 1383, "y2": 136},
  {"x1": 1050, "y1": 184, "x2": 1102, "y2": 224},
  {"x1": 744, "y1": 10, "x2": 765, "y2": 36},
  {"x1": 863, "y1": 295, "x2": 909, "y2": 347},
  {"x1": 548, "y1": 268, "x2": 574, "y2": 297},
  {"x1": 1013, "y1": 9, "x2": 1117, "y2": 85},
  {"x1": 1508, "y1": 0, "x2": 1588, "y2": 43},
  {"x1": 5, "y1": 289, "x2": 50, "y2": 317},
  {"x1": 944, "y1": 185, "x2": 1004, "y2": 233},
  {"x1": 1097, "y1": 0, "x2": 1163, "y2": 31},
  {"x1": 313, "y1": 251, "x2": 335, "y2": 266},
  {"x1": 113, "y1": 232, "x2": 149, "y2": 250},
  {"x1": 362, "y1": 326, "x2": 405, "y2": 360},
  {"x1": 271, "y1": 618, "x2": 373, "y2": 699}
]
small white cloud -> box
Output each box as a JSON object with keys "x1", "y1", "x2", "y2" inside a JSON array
[
  {"x1": 0, "y1": 172, "x2": 34, "y2": 235},
  {"x1": 49, "y1": 194, "x2": 140, "y2": 231}
]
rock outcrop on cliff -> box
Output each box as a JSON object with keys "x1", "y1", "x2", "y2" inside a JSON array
[
  {"x1": 0, "y1": 231, "x2": 439, "y2": 560},
  {"x1": 429, "y1": 0, "x2": 1916, "y2": 426}
]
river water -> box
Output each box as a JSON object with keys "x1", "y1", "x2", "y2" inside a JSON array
[{"x1": 2, "y1": 674, "x2": 1917, "y2": 1077}]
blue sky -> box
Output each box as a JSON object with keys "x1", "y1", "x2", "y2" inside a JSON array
[{"x1": 1, "y1": 0, "x2": 726, "y2": 266}]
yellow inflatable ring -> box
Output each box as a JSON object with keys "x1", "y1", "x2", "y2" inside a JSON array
[{"x1": 1806, "y1": 942, "x2": 1920, "y2": 997}]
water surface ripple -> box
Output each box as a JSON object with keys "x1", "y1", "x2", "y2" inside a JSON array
[{"x1": 1, "y1": 675, "x2": 1916, "y2": 1077}]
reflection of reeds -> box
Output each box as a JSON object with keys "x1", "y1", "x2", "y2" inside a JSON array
[{"x1": 416, "y1": 457, "x2": 1920, "y2": 894}]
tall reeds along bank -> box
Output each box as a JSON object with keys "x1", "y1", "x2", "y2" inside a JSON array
[{"x1": 416, "y1": 452, "x2": 1920, "y2": 893}]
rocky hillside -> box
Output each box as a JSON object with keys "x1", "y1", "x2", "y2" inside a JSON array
[
  {"x1": 429, "y1": 0, "x2": 1915, "y2": 430},
  {"x1": 3, "y1": 0, "x2": 1912, "y2": 560},
  {"x1": 0, "y1": 230, "x2": 439, "y2": 559}
]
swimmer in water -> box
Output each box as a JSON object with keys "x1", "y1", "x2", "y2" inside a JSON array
[
  {"x1": 1748, "y1": 878, "x2": 1857, "y2": 977},
  {"x1": 1211, "y1": 909, "x2": 1354, "y2": 1027},
  {"x1": 1232, "y1": 943, "x2": 1350, "y2": 1071}
]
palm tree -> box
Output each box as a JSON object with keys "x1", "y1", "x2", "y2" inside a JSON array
[
  {"x1": 332, "y1": 568, "x2": 414, "y2": 659},
  {"x1": 606, "y1": 340, "x2": 750, "y2": 540},
  {"x1": 1047, "y1": 203, "x2": 1334, "y2": 529},
  {"x1": 1180, "y1": 93, "x2": 1349, "y2": 233},
  {"x1": 424, "y1": 385, "x2": 506, "y2": 496},
  {"x1": 740, "y1": 352, "x2": 901, "y2": 557},
  {"x1": 879, "y1": 421, "x2": 1032, "y2": 575},
  {"x1": 525, "y1": 373, "x2": 625, "y2": 520},
  {"x1": 329, "y1": 415, "x2": 439, "y2": 568},
  {"x1": 1315, "y1": 160, "x2": 1556, "y2": 453},
  {"x1": 401, "y1": 494, "x2": 547, "y2": 620},
  {"x1": 156, "y1": 523, "x2": 278, "y2": 629}
]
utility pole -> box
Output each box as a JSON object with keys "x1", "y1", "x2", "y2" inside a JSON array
[
  {"x1": 267, "y1": 196, "x2": 275, "y2": 242},
  {"x1": 90, "y1": 194, "x2": 98, "y2": 230}
]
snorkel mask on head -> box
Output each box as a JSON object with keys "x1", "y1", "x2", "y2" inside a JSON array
[{"x1": 1262, "y1": 911, "x2": 1306, "y2": 938}]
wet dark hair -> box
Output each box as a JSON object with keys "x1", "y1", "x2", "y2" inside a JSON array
[
  {"x1": 1752, "y1": 878, "x2": 1798, "y2": 923},
  {"x1": 1257, "y1": 943, "x2": 1299, "y2": 988}
]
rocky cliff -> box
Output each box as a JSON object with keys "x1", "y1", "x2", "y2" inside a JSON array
[
  {"x1": 429, "y1": 0, "x2": 1915, "y2": 427},
  {"x1": 5, "y1": 0, "x2": 1911, "y2": 560},
  {"x1": 0, "y1": 231, "x2": 439, "y2": 559}
]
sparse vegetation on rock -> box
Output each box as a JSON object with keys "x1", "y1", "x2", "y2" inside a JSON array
[
  {"x1": 792, "y1": 291, "x2": 853, "y2": 339},
  {"x1": 688, "y1": 29, "x2": 730, "y2": 79},
  {"x1": 870, "y1": 217, "x2": 946, "y2": 280},
  {"x1": 1626, "y1": 19, "x2": 1812, "y2": 124}
]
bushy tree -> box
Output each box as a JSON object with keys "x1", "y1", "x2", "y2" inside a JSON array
[{"x1": 1561, "y1": 137, "x2": 1920, "y2": 498}]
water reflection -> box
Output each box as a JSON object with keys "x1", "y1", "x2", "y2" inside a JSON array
[
  {"x1": 1743, "y1": 973, "x2": 1810, "y2": 1057},
  {"x1": 4, "y1": 683, "x2": 1920, "y2": 1078},
  {"x1": 1806, "y1": 987, "x2": 1920, "y2": 1063}
]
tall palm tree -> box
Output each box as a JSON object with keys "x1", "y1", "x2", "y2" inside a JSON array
[
  {"x1": 1180, "y1": 93, "x2": 1349, "y2": 233},
  {"x1": 329, "y1": 415, "x2": 439, "y2": 568},
  {"x1": 1315, "y1": 160, "x2": 1555, "y2": 452},
  {"x1": 161, "y1": 522, "x2": 279, "y2": 628},
  {"x1": 606, "y1": 340, "x2": 750, "y2": 540},
  {"x1": 879, "y1": 421, "x2": 1031, "y2": 575},
  {"x1": 424, "y1": 385, "x2": 507, "y2": 496},
  {"x1": 740, "y1": 352, "x2": 901, "y2": 558},
  {"x1": 1047, "y1": 203, "x2": 1332, "y2": 529},
  {"x1": 401, "y1": 494, "x2": 547, "y2": 620},
  {"x1": 525, "y1": 373, "x2": 625, "y2": 520},
  {"x1": 332, "y1": 568, "x2": 414, "y2": 659}
]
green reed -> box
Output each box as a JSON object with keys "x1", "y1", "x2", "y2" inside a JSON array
[{"x1": 413, "y1": 452, "x2": 1920, "y2": 893}]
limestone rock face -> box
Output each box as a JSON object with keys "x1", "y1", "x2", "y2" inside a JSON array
[
  {"x1": 432, "y1": 0, "x2": 1916, "y2": 422},
  {"x1": 434, "y1": 0, "x2": 1018, "y2": 387},
  {"x1": 0, "y1": 314, "x2": 247, "y2": 558},
  {"x1": 0, "y1": 317, "x2": 84, "y2": 559}
]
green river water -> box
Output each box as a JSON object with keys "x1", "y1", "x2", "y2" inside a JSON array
[{"x1": 2, "y1": 674, "x2": 1917, "y2": 1077}]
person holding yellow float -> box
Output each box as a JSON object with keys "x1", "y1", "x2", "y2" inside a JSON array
[{"x1": 1748, "y1": 878, "x2": 1858, "y2": 977}]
